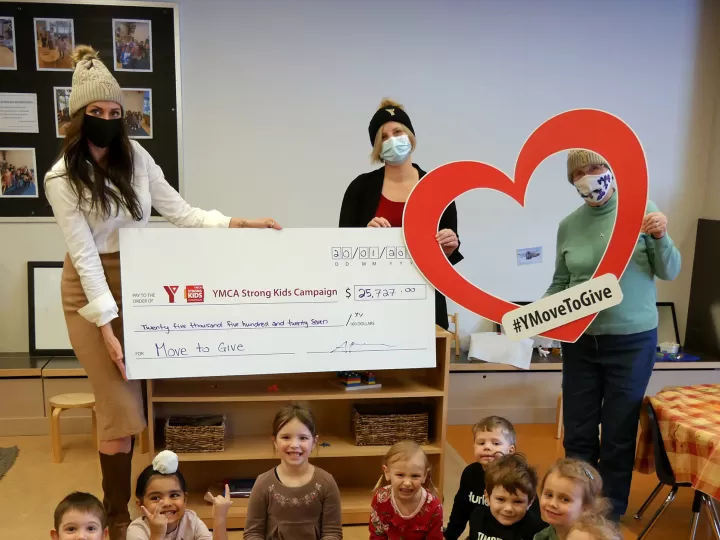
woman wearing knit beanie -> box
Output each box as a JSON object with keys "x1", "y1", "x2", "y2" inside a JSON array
[
  {"x1": 338, "y1": 98, "x2": 463, "y2": 330},
  {"x1": 44, "y1": 45, "x2": 281, "y2": 540},
  {"x1": 544, "y1": 150, "x2": 681, "y2": 523}
]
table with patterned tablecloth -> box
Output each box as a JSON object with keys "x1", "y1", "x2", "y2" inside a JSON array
[{"x1": 635, "y1": 384, "x2": 720, "y2": 500}]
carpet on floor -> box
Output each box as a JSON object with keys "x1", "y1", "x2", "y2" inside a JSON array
[{"x1": 0, "y1": 446, "x2": 19, "y2": 480}]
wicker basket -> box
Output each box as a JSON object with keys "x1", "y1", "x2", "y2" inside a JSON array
[
  {"x1": 164, "y1": 415, "x2": 226, "y2": 453},
  {"x1": 351, "y1": 403, "x2": 429, "y2": 446}
]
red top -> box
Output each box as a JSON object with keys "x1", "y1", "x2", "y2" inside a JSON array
[
  {"x1": 375, "y1": 195, "x2": 406, "y2": 227},
  {"x1": 369, "y1": 485, "x2": 444, "y2": 540}
]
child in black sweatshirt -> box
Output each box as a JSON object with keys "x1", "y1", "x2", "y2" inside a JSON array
[
  {"x1": 445, "y1": 417, "x2": 541, "y2": 540},
  {"x1": 469, "y1": 454, "x2": 546, "y2": 540}
]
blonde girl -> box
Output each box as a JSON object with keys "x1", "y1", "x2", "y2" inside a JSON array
[
  {"x1": 243, "y1": 405, "x2": 342, "y2": 540},
  {"x1": 369, "y1": 440, "x2": 443, "y2": 539},
  {"x1": 535, "y1": 458, "x2": 611, "y2": 540}
]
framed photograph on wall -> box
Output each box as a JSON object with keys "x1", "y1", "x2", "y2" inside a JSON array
[
  {"x1": 0, "y1": 17, "x2": 17, "y2": 70},
  {"x1": 113, "y1": 18, "x2": 152, "y2": 72},
  {"x1": 1, "y1": 148, "x2": 38, "y2": 198},
  {"x1": 34, "y1": 18, "x2": 75, "y2": 71},
  {"x1": 122, "y1": 88, "x2": 152, "y2": 139},
  {"x1": 53, "y1": 87, "x2": 72, "y2": 138}
]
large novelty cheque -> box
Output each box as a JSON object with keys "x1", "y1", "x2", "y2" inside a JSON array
[
  {"x1": 404, "y1": 109, "x2": 647, "y2": 342},
  {"x1": 120, "y1": 228, "x2": 436, "y2": 380}
]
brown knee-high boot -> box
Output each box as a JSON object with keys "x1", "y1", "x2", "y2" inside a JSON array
[{"x1": 99, "y1": 439, "x2": 134, "y2": 540}]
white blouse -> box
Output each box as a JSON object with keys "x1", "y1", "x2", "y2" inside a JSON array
[{"x1": 45, "y1": 140, "x2": 230, "y2": 327}]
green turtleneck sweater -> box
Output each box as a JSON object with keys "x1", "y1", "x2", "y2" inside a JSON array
[{"x1": 544, "y1": 191, "x2": 681, "y2": 335}]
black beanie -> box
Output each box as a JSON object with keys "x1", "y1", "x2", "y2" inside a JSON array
[{"x1": 368, "y1": 105, "x2": 414, "y2": 146}]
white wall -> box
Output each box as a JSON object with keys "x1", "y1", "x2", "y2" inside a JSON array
[{"x1": 1, "y1": 0, "x2": 718, "y2": 352}]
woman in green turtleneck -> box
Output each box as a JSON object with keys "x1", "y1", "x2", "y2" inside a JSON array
[{"x1": 544, "y1": 149, "x2": 681, "y2": 524}]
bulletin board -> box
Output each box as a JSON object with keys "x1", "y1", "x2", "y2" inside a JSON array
[{"x1": 0, "y1": 0, "x2": 180, "y2": 219}]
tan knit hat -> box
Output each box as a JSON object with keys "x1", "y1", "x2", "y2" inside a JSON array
[
  {"x1": 566, "y1": 149, "x2": 610, "y2": 182},
  {"x1": 69, "y1": 45, "x2": 124, "y2": 117}
]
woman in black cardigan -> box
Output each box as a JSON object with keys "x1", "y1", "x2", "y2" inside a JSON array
[{"x1": 339, "y1": 98, "x2": 463, "y2": 329}]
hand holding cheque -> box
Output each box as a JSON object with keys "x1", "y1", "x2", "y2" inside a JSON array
[{"x1": 119, "y1": 228, "x2": 437, "y2": 380}]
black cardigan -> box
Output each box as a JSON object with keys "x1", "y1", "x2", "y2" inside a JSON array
[{"x1": 338, "y1": 164, "x2": 463, "y2": 329}]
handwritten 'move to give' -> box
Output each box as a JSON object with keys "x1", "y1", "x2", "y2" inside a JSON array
[{"x1": 154, "y1": 341, "x2": 248, "y2": 357}]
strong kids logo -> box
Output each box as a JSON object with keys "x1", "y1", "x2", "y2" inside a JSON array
[
  {"x1": 163, "y1": 285, "x2": 205, "y2": 303},
  {"x1": 184, "y1": 285, "x2": 205, "y2": 303}
]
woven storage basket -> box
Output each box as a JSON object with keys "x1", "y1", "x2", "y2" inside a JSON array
[
  {"x1": 164, "y1": 415, "x2": 226, "y2": 453},
  {"x1": 351, "y1": 403, "x2": 429, "y2": 446}
]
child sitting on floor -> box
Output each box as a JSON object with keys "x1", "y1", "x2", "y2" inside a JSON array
[
  {"x1": 243, "y1": 405, "x2": 343, "y2": 540},
  {"x1": 535, "y1": 458, "x2": 610, "y2": 540},
  {"x1": 127, "y1": 450, "x2": 233, "y2": 540},
  {"x1": 445, "y1": 416, "x2": 542, "y2": 540},
  {"x1": 51, "y1": 491, "x2": 108, "y2": 540},
  {"x1": 469, "y1": 454, "x2": 546, "y2": 540},
  {"x1": 370, "y1": 440, "x2": 443, "y2": 539}
]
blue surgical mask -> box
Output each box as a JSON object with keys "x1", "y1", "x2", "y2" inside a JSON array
[{"x1": 380, "y1": 135, "x2": 412, "y2": 165}]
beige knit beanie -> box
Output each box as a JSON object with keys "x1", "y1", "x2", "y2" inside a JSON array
[
  {"x1": 69, "y1": 45, "x2": 124, "y2": 117},
  {"x1": 566, "y1": 149, "x2": 610, "y2": 183}
]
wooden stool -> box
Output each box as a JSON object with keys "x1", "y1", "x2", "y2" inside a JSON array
[{"x1": 49, "y1": 393, "x2": 97, "y2": 463}]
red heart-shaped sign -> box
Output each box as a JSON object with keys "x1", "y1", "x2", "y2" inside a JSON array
[{"x1": 403, "y1": 109, "x2": 648, "y2": 342}]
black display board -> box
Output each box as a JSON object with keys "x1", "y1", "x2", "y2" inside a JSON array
[
  {"x1": 0, "y1": 1, "x2": 179, "y2": 218},
  {"x1": 684, "y1": 218, "x2": 720, "y2": 357}
]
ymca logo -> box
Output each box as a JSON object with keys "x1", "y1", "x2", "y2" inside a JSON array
[
  {"x1": 163, "y1": 286, "x2": 179, "y2": 303},
  {"x1": 184, "y1": 285, "x2": 205, "y2": 303},
  {"x1": 163, "y1": 285, "x2": 205, "y2": 303}
]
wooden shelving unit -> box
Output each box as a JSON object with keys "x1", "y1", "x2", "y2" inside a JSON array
[{"x1": 145, "y1": 326, "x2": 452, "y2": 529}]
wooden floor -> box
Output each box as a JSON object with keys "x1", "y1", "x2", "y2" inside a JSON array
[{"x1": 0, "y1": 424, "x2": 715, "y2": 538}]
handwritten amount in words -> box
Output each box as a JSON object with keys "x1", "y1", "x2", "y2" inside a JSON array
[{"x1": 139, "y1": 318, "x2": 331, "y2": 334}]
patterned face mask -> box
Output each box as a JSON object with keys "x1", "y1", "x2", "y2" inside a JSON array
[{"x1": 573, "y1": 170, "x2": 614, "y2": 203}]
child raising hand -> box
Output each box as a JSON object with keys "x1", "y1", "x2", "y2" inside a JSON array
[{"x1": 127, "y1": 450, "x2": 233, "y2": 540}]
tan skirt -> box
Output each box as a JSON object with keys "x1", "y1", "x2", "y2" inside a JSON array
[{"x1": 61, "y1": 252, "x2": 146, "y2": 441}]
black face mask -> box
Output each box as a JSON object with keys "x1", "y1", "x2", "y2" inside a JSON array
[{"x1": 83, "y1": 115, "x2": 122, "y2": 148}]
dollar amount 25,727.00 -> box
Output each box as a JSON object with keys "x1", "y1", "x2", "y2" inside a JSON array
[{"x1": 345, "y1": 285, "x2": 428, "y2": 301}]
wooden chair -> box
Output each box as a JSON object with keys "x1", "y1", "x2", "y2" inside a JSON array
[
  {"x1": 448, "y1": 312, "x2": 460, "y2": 359},
  {"x1": 633, "y1": 400, "x2": 720, "y2": 540},
  {"x1": 49, "y1": 393, "x2": 97, "y2": 463}
]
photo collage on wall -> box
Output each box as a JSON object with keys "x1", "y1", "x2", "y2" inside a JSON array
[{"x1": 1, "y1": 16, "x2": 155, "y2": 201}]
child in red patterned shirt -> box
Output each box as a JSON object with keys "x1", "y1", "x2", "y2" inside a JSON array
[{"x1": 369, "y1": 440, "x2": 443, "y2": 539}]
